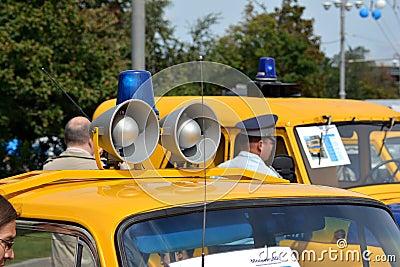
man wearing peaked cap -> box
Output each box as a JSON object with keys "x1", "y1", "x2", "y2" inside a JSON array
[{"x1": 217, "y1": 114, "x2": 282, "y2": 178}]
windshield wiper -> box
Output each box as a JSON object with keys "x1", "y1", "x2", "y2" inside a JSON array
[{"x1": 378, "y1": 117, "x2": 395, "y2": 156}]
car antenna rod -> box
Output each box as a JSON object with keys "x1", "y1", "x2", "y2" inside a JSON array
[
  {"x1": 198, "y1": 55, "x2": 207, "y2": 267},
  {"x1": 40, "y1": 67, "x2": 91, "y2": 120}
]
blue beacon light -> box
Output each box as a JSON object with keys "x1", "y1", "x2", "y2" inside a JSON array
[
  {"x1": 117, "y1": 70, "x2": 159, "y2": 116},
  {"x1": 256, "y1": 57, "x2": 278, "y2": 81}
]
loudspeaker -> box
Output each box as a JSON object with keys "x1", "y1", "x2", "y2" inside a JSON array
[
  {"x1": 91, "y1": 99, "x2": 159, "y2": 164},
  {"x1": 160, "y1": 102, "x2": 221, "y2": 165}
]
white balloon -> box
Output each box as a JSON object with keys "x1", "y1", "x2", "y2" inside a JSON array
[{"x1": 375, "y1": 0, "x2": 386, "y2": 9}]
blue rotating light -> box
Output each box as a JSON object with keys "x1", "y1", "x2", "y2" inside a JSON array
[
  {"x1": 117, "y1": 70, "x2": 159, "y2": 115},
  {"x1": 256, "y1": 57, "x2": 277, "y2": 81}
]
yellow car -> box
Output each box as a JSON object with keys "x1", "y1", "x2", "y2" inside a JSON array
[{"x1": 1, "y1": 62, "x2": 399, "y2": 267}]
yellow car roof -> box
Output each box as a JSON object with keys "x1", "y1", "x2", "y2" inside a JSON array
[
  {"x1": 1, "y1": 169, "x2": 374, "y2": 231},
  {"x1": 93, "y1": 96, "x2": 400, "y2": 129},
  {"x1": 267, "y1": 98, "x2": 400, "y2": 127}
]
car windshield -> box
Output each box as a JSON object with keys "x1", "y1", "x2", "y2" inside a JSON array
[
  {"x1": 119, "y1": 201, "x2": 400, "y2": 267},
  {"x1": 295, "y1": 122, "x2": 400, "y2": 188}
]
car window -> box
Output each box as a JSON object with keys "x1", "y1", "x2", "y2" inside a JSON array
[
  {"x1": 296, "y1": 123, "x2": 400, "y2": 187},
  {"x1": 118, "y1": 202, "x2": 400, "y2": 267},
  {"x1": 11, "y1": 221, "x2": 98, "y2": 267}
]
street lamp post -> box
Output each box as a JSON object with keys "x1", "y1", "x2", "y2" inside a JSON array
[
  {"x1": 324, "y1": 0, "x2": 352, "y2": 99},
  {"x1": 132, "y1": 0, "x2": 145, "y2": 69},
  {"x1": 339, "y1": 1, "x2": 347, "y2": 99}
]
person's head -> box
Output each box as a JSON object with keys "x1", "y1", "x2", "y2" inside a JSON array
[
  {"x1": 159, "y1": 252, "x2": 171, "y2": 267},
  {"x1": 247, "y1": 135, "x2": 275, "y2": 162},
  {"x1": 333, "y1": 229, "x2": 346, "y2": 241},
  {"x1": 0, "y1": 195, "x2": 17, "y2": 264},
  {"x1": 235, "y1": 114, "x2": 277, "y2": 163},
  {"x1": 64, "y1": 116, "x2": 94, "y2": 155},
  {"x1": 174, "y1": 249, "x2": 195, "y2": 261}
]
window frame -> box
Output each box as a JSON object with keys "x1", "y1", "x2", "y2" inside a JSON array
[{"x1": 15, "y1": 220, "x2": 100, "y2": 267}]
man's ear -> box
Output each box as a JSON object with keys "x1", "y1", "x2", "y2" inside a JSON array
[
  {"x1": 88, "y1": 138, "x2": 93, "y2": 148},
  {"x1": 257, "y1": 139, "x2": 263, "y2": 151},
  {"x1": 88, "y1": 138, "x2": 95, "y2": 155}
]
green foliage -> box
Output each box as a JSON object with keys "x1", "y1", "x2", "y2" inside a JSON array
[
  {"x1": 0, "y1": 0, "x2": 125, "y2": 176},
  {"x1": 325, "y1": 46, "x2": 399, "y2": 99},
  {"x1": 0, "y1": 1, "x2": 120, "y2": 141},
  {"x1": 0, "y1": 0, "x2": 188, "y2": 176},
  {"x1": 209, "y1": 0, "x2": 326, "y2": 97}
]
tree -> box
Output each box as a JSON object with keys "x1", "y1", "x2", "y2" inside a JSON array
[
  {"x1": 0, "y1": 0, "x2": 127, "y2": 174},
  {"x1": 0, "y1": 0, "x2": 201, "y2": 175},
  {"x1": 0, "y1": 1, "x2": 123, "y2": 139},
  {"x1": 208, "y1": 0, "x2": 326, "y2": 97},
  {"x1": 325, "y1": 46, "x2": 399, "y2": 99},
  {"x1": 159, "y1": 12, "x2": 223, "y2": 96}
]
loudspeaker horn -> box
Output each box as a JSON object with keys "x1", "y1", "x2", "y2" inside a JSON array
[
  {"x1": 160, "y1": 102, "x2": 221, "y2": 165},
  {"x1": 91, "y1": 99, "x2": 159, "y2": 164}
]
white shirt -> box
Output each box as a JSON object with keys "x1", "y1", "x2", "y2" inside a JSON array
[{"x1": 217, "y1": 151, "x2": 281, "y2": 178}]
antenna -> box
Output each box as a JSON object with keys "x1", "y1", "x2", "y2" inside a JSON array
[
  {"x1": 199, "y1": 55, "x2": 207, "y2": 267},
  {"x1": 40, "y1": 67, "x2": 91, "y2": 120}
]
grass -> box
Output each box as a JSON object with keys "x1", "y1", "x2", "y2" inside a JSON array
[{"x1": 11, "y1": 231, "x2": 52, "y2": 263}]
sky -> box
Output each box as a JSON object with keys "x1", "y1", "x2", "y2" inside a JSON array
[{"x1": 165, "y1": 0, "x2": 400, "y2": 65}]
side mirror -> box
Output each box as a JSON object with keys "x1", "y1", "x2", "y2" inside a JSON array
[{"x1": 272, "y1": 154, "x2": 297, "y2": 183}]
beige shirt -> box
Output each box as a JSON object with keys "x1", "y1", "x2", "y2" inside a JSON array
[
  {"x1": 43, "y1": 148, "x2": 98, "y2": 266},
  {"x1": 43, "y1": 148, "x2": 98, "y2": 170}
]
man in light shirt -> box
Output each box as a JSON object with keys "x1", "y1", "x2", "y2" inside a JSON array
[
  {"x1": 43, "y1": 116, "x2": 98, "y2": 170},
  {"x1": 43, "y1": 116, "x2": 97, "y2": 267},
  {"x1": 218, "y1": 114, "x2": 281, "y2": 178}
]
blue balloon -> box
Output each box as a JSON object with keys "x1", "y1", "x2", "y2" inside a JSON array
[
  {"x1": 372, "y1": 9, "x2": 382, "y2": 20},
  {"x1": 359, "y1": 7, "x2": 369, "y2": 18}
]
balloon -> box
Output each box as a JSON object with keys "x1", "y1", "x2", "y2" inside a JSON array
[
  {"x1": 375, "y1": 0, "x2": 386, "y2": 9},
  {"x1": 372, "y1": 9, "x2": 382, "y2": 20},
  {"x1": 359, "y1": 7, "x2": 369, "y2": 18}
]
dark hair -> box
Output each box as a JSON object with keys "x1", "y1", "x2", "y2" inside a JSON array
[
  {"x1": 248, "y1": 135, "x2": 262, "y2": 143},
  {"x1": 0, "y1": 195, "x2": 17, "y2": 227},
  {"x1": 240, "y1": 134, "x2": 275, "y2": 144},
  {"x1": 64, "y1": 117, "x2": 91, "y2": 146}
]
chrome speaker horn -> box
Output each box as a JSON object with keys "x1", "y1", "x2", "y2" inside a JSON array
[
  {"x1": 91, "y1": 99, "x2": 159, "y2": 164},
  {"x1": 160, "y1": 102, "x2": 220, "y2": 165}
]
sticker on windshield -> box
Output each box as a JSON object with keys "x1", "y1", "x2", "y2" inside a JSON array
[
  {"x1": 296, "y1": 125, "x2": 350, "y2": 168},
  {"x1": 169, "y1": 246, "x2": 300, "y2": 267}
]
